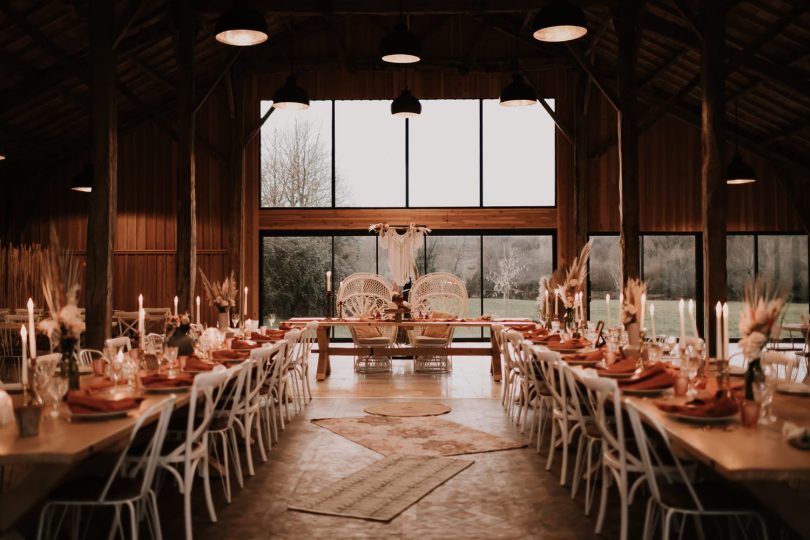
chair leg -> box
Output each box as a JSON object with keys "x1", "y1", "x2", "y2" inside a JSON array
[
  {"x1": 243, "y1": 413, "x2": 255, "y2": 476},
  {"x1": 183, "y1": 462, "x2": 196, "y2": 540},
  {"x1": 202, "y1": 455, "x2": 218, "y2": 524},
  {"x1": 642, "y1": 497, "x2": 655, "y2": 540},
  {"x1": 220, "y1": 432, "x2": 232, "y2": 503},
  {"x1": 662, "y1": 509, "x2": 674, "y2": 540},
  {"x1": 36, "y1": 503, "x2": 51, "y2": 540},
  {"x1": 149, "y1": 490, "x2": 163, "y2": 540},
  {"x1": 229, "y1": 427, "x2": 244, "y2": 489},
  {"x1": 126, "y1": 502, "x2": 138, "y2": 540},
  {"x1": 571, "y1": 432, "x2": 585, "y2": 500},
  {"x1": 595, "y1": 466, "x2": 609, "y2": 534},
  {"x1": 546, "y1": 420, "x2": 558, "y2": 471}
]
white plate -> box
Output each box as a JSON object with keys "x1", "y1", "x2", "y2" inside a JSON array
[
  {"x1": 622, "y1": 387, "x2": 671, "y2": 396},
  {"x1": 776, "y1": 382, "x2": 810, "y2": 396},
  {"x1": 68, "y1": 409, "x2": 132, "y2": 421},
  {"x1": 0, "y1": 382, "x2": 23, "y2": 393},
  {"x1": 599, "y1": 371, "x2": 635, "y2": 379},
  {"x1": 666, "y1": 412, "x2": 738, "y2": 424}
]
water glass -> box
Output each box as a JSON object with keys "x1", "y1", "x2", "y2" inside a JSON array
[
  {"x1": 755, "y1": 364, "x2": 777, "y2": 425},
  {"x1": 164, "y1": 346, "x2": 179, "y2": 378},
  {"x1": 47, "y1": 374, "x2": 68, "y2": 418},
  {"x1": 268, "y1": 313, "x2": 277, "y2": 328}
]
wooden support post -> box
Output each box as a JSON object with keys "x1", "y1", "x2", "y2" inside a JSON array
[
  {"x1": 229, "y1": 73, "x2": 246, "y2": 316},
  {"x1": 175, "y1": 0, "x2": 196, "y2": 315},
  {"x1": 85, "y1": 0, "x2": 117, "y2": 349},
  {"x1": 614, "y1": 0, "x2": 644, "y2": 284},
  {"x1": 574, "y1": 72, "x2": 589, "y2": 315},
  {"x1": 701, "y1": 2, "x2": 727, "y2": 357}
]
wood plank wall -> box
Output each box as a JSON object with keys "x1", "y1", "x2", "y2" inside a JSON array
[{"x1": 2, "y1": 65, "x2": 806, "y2": 321}]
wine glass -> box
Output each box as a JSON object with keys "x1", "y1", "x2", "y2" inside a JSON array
[
  {"x1": 47, "y1": 374, "x2": 68, "y2": 418},
  {"x1": 231, "y1": 312, "x2": 240, "y2": 329},
  {"x1": 108, "y1": 353, "x2": 123, "y2": 393},
  {"x1": 164, "y1": 346, "x2": 179, "y2": 378},
  {"x1": 756, "y1": 364, "x2": 777, "y2": 425},
  {"x1": 684, "y1": 345, "x2": 702, "y2": 398},
  {"x1": 268, "y1": 313, "x2": 276, "y2": 328}
]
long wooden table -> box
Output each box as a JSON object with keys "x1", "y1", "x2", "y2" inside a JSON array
[
  {"x1": 627, "y1": 391, "x2": 810, "y2": 536},
  {"x1": 287, "y1": 317, "x2": 533, "y2": 382},
  {"x1": 0, "y1": 386, "x2": 188, "y2": 532}
]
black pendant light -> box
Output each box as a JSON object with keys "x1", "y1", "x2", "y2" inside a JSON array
[
  {"x1": 391, "y1": 89, "x2": 421, "y2": 118},
  {"x1": 273, "y1": 75, "x2": 310, "y2": 110},
  {"x1": 272, "y1": 26, "x2": 309, "y2": 110},
  {"x1": 727, "y1": 103, "x2": 756, "y2": 185},
  {"x1": 500, "y1": 74, "x2": 537, "y2": 107},
  {"x1": 215, "y1": 0, "x2": 268, "y2": 47},
  {"x1": 381, "y1": 21, "x2": 421, "y2": 64},
  {"x1": 532, "y1": 0, "x2": 588, "y2": 43},
  {"x1": 70, "y1": 164, "x2": 92, "y2": 193}
]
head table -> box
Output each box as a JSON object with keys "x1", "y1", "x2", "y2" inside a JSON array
[{"x1": 285, "y1": 317, "x2": 535, "y2": 382}]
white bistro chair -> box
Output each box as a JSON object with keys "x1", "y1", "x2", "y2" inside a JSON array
[{"x1": 105, "y1": 336, "x2": 132, "y2": 354}]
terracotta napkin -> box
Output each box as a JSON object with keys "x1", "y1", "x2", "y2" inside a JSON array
[
  {"x1": 232, "y1": 339, "x2": 259, "y2": 350},
  {"x1": 252, "y1": 331, "x2": 283, "y2": 342},
  {"x1": 184, "y1": 356, "x2": 215, "y2": 371},
  {"x1": 511, "y1": 324, "x2": 538, "y2": 332},
  {"x1": 67, "y1": 390, "x2": 143, "y2": 414},
  {"x1": 532, "y1": 333, "x2": 562, "y2": 345},
  {"x1": 211, "y1": 349, "x2": 251, "y2": 362},
  {"x1": 598, "y1": 358, "x2": 638, "y2": 375},
  {"x1": 278, "y1": 322, "x2": 292, "y2": 330},
  {"x1": 655, "y1": 392, "x2": 739, "y2": 418},
  {"x1": 140, "y1": 373, "x2": 195, "y2": 388},
  {"x1": 546, "y1": 338, "x2": 590, "y2": 351},
  {"x1": 563, "y1": 348, "x2": 605, "y2": 363},
  {"x1": 618, "y1": 363, "x2": 675, "y2": 390}
]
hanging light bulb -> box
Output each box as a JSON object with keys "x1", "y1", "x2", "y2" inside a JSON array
[
  {"x1": 391, "y1": 89, "x2": 421, "y2": 118},
  {"x1": 381, "y1": 19, "x2": 421, "y2": 63},
  {"x1": 500, "y1": 74, "x2": 537, "y2": 107},
  {"x1": 272, "y1": 75, "x2": 310, "y2": 110},
  {"x1": 532, "y1": 0, "x2": 588, "y2": 43},
  {"x1": 727, "y1": 102, "x2": 756, "y2": 184},
  {"x1": 70, "y1": 164, "x2": 92, "y2": 193},
  {"x1": 215, "y1": 0, "x2": 268, "y2": 46}
]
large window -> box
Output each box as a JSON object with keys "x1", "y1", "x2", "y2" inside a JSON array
[
  {"x1": 261, "y1": 232, "x2": 554, "y2": 339},
  {"x1": 260, "y1": 99, "x2": 556, "y2": 208}
]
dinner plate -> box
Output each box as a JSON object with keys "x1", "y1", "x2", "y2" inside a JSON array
[
  {"x1": 599, "y1": 371, "x2": 635, "y2": 379},
  {"x1": 666, "y1": 412, "x2": 737, "y2": 424},
  {"x1": 68, "y1": 409, "x2": 132, "y2": 421},
  {"x1": 776, "y1": 382, "x2": 810, "y2": 396},
  {"x1": 549, "y1": 348, "x2": 580, "y2": 354},
  {"x1": 0, "y1": 382, "x2": 23, "y2": 393},
  {"x1": 565, "y1": 359, "x2": 600, "y2": 367},
  {"x1": 183, "y1": 368, "x2": 214, "y2": 374},
  {"x1": 622, "y1": 387, "x2": 672, "y2": 396}
]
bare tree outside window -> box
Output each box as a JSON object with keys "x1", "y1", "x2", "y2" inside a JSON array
[{"x1": 489, "y1": 246, "x2": 525, "y2": 313}]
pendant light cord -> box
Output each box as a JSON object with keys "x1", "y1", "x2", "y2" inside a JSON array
[{"x1": 734, "y1": 101, "x2": 740, "y2": 153}]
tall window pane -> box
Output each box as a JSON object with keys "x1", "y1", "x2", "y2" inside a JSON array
[
  {"x1": 409, "y1": 100, "x2": 479, "y2": 207},
  {"x1": 260, "y1": 101, "x2": 332, "y2": 207},
  {"x1": 757, "y1": 235, "x2": 809, "y2": 326},
  {"x1": 426, "y1": 236, "x2": 481, "y2": 337},
  {"x1": 727, "y1": 235, "x2": 755, "y2": 338},
  {"x1": 482, "y1": 99, "x2": 556, "y2": 206},
  {"x1": 588, "y1": 235, "x2": 621, "y2": 324},
  {"x1": 262, "y1": 236, "x2": 330, "y2": 322},
  {"x1": 333, "y1": 235, "x2": 378, "y2": 337},
  {"x1": 642, "y1": 235, "x2": 697, "y2": 337},
  {"x1": 483, "y1": 235, "x2": 553, "y2": 322},
  {"x1": 335, "y1": 100, "x2": 405, "y2": 207}
]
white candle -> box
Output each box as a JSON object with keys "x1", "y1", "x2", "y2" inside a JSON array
[
  {"x1": 606, "y1": 294, "x2": 611, "y2": 327},
  {"x1": 26, "y1": 298, "x2": 36, "y2": 360},
  {"x1": 138, "y1": 294, "x2": 143, "y2": 311},
  {"x1": 173, "y1": 296, "x2": 178, "y2": 317},
  {"x1": 326, "y1": 271, "x2": 332, "y2": 292},
  {"x1": 619, "y1": 293, "x2": 624, "y2": 324},
  {"x1": 554, "y1": 292, "x2": 558, "y2": 316},
  {"x1": 138, "y1": 307, "x2": 145, "y2": 345},
  {"x1": 544, "y1": 290, "x2": 549, "y2": 316},
  {"x1": 715, "y1": 301, "x2": 722, "y2": 360},
  {"x1": 196, "y1": 296, "x2": 201, "y2": 325},
  {"x1": 244, "y1": 286, "x2": 249, "y2": 316},
  {"x1": 688, "y1": 299, "x2": 699, "y2": 338},
  {"x1": 678, "y1": 298, "x2": 686, "y2": 349},
  {"x1": 20, "y1": 325, "x2": 27, "y2": 388},
  {"x1": 722, "y1": 302, "x2": 729, "y2": 361},
  {"x1": 640, "y1": 293, "x2": 647, "y2": 331},
  {"x1": 650, "y1": 302, "x2": 656, "y2": 339}
]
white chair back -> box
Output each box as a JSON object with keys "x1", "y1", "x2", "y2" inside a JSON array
[
  {"x1": 105, "y1": 336, "x2": 132, "y2": 353},
  {"x1": 143, "y1": 333, "x2": 164, "y2": 352},
  {"x1": 78, "y1": 348, "x2": 103, "y2": 366},
  {"x1": 5, "y1": 314, "x2": 30, "y2": 323},
  {"x1": 113, "y1": 311, "x2": 139, "y2": 338},
  {"x1": 760, "y1": 350, "x2": 799, "y2": 381},
  {"x1": 168, "y1": 367, "x2": 230, "y2": 464},
  {"x1": 214, "y1": 362, "x2": 250, "y2": 432},
  {"x1": 409, "y1": 272, "x2": 468, "y2": 318}
]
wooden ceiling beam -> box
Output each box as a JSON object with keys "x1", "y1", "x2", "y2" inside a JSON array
[
  {"x1": 113, "y1": 0, "x2": 150, "y2": 49},
  {"x1": 567, "y1": 42, "x2": 620, "y2": 111},
  {"x1": 638, "y1": 47, "x2": 686, "y2": 88},
  {"x1": 194, "y1": 49, "x2": 241, "y2": 115},
  {"x1": 196, "y1": 0, "x2": 615, "y2": 16},
  {"x1": 759, "y1": 117, "x2": 810, "y2": 144},
  {"x1": 127, "y1": 53, "x2": 176, "y2": 91},
  {"x1": 462, "y1": 19, "x2": 488, "y2": 74}
]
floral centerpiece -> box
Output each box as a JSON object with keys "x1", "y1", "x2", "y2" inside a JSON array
[
  {"x1": 38, "y1": 231, "x2": 85, "y2": 391},
  {"x1": 198, "y1": 269, "x2": 237, "y2": 330},
  {"x1": 554, "y1": 240, "x2": 591, "y2": 331},
  {"x1": 537, "y1": 266, "x2": 565, "y2": 321},
  {"x1": 621, "y1": 278, "x2": 647, "y2": 347},
  {"x1": 739, "y1": 278, "x2": 787, "y2": 400}
]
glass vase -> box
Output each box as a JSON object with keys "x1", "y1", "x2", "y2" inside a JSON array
[
  {"x1": 59, "y1": 338, "x2": 80, "y2": 391},
  {"x1": 563, "y1": 307, "x2": 576, "y2": 337}
]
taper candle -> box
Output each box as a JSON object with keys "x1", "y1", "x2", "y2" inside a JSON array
[
  {"x1": 20, "y1": 325, "x2": 27, "y2": 388},
  {"x1": 619, "y1": 293, "x2": 624, "y2": 324},
  {"x1": 554, "y1": 291, "x2": 558, "y2": 316},
  {"x1": 196, "y1": 296, "x2": 201, "y2": 325},
  {"x1": 544, "y1": 290, "x2": 549, "y2": 316},
  {"x1": 244, "y1": 287, "x2": 249, "y2": 316},
  {"x1": 606, "y1": 294, "x2": 611, "y2": 327},
  {"x1": 138, "y1": 308, "x2": 145, "y2": 348},
  {"x1": 26, "y1": 298, "x2": 36, "y2": 360},
  {"x1": 650, "y1": 302, "x2": 657, "y2": 339},
  {"x1": 640, "y1": 293, "x2": 647, "y2": 331},
  {"x1": 688, "y1": 299, "x2": 699, "y2": 338},
  {"x1": 678, "y1": 299, "x2": 686, "y2": 348},
  {"x1": 715, "y1": 302, "x2": 722, "y2": 360},
  {"x1": 173, "y1": 296, "x2": 178, "y2": 317},
  {"x1": 326, "y1": 271, "x2": 332, "y2": 292},
  {"x1": 722, "y1": 302, "x2": 729, "y2": 361}
]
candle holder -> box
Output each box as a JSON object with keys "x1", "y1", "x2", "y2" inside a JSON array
[{"x1": 325, "y1": 290, "x2": 334, "y2": 319}]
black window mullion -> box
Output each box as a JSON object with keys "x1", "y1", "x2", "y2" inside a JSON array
[
  {"x1": 405, "y1": 118, "x2": 410, "y2": 208},
  {"x1": 480, "y1": 235, "x2": 484, "y2": 338},
  {"x1": 331, "y1": 100, "x2": 336, "y2": 208},
  {"x1": 479, "y1": 99, "x2": 483, "y2": 207}
]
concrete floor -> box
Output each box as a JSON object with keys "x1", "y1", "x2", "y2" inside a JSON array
[{"x1": 161, "y1": 352, "x2": 635, "y2": 540}]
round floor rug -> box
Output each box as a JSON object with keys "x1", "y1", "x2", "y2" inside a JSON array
[{"x1": 364, "y1": 401, "x2": 452, "y2": 417}]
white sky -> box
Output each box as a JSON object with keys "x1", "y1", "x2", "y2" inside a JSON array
[{"x1": 260, "y1": 98, "x2": 556, "y2": 207}]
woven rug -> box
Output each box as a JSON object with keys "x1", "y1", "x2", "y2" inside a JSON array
[
  {"x1": 363, "y1": 401, "x2": 452, "y2": 417},
  {"x1": 312, "y1": 416, "x2": 526, "y2": 456},
  {"x1": 288, "y1": 454, "x2": 473, "y2": 522}
]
